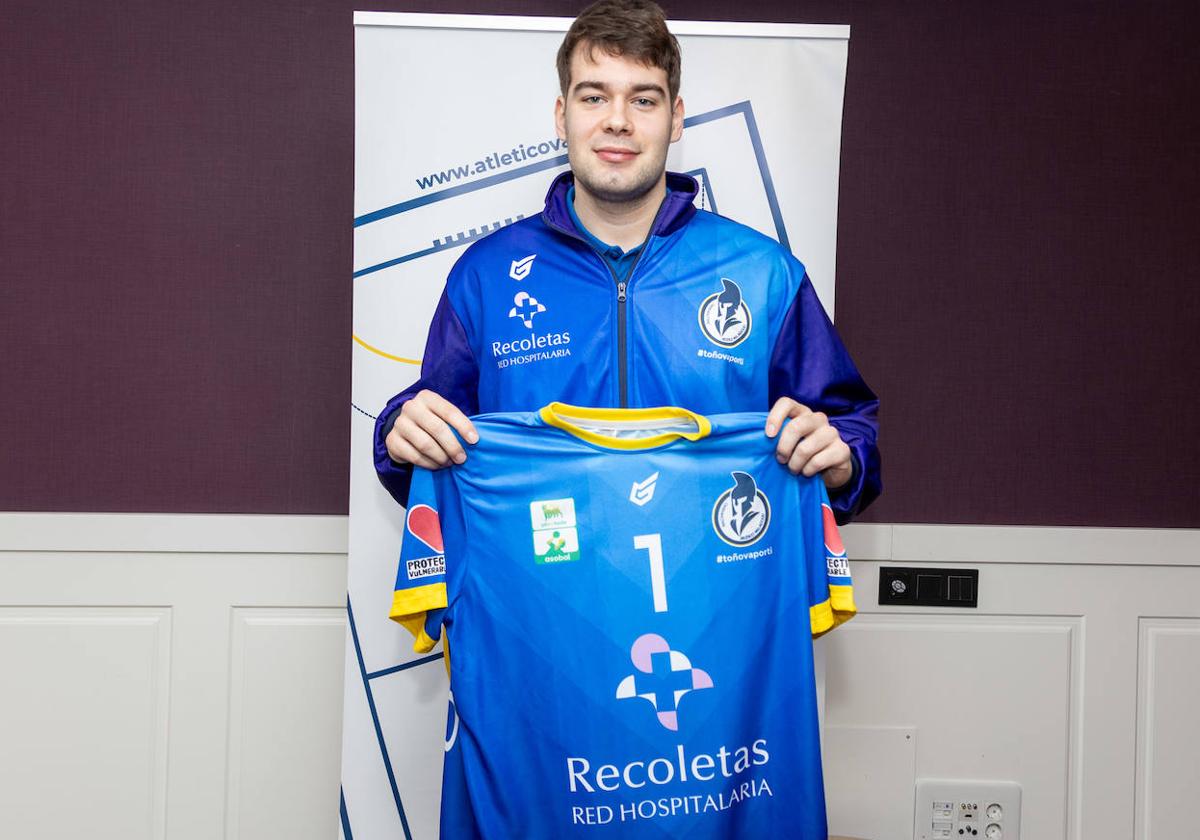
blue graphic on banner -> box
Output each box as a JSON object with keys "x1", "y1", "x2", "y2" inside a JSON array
[{"x1": 353, "y1": 101, "x2": 784, "y2": 280}]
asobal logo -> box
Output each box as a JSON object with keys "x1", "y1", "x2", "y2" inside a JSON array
[
  {"x1": 530, "y1": 497, "x2": 580, "y2": 563},
  {"x1": 615, "y1": 633, "x2": 713, "y2": 731},
  {"x1": 712, "y1": 471, "x2": 771, "y2": 546},
  {"x1": 509, "y1": 291, "x2": 546, "y2": 328},
  {"x1": 698, "y1": 278, "x2": 752, "y2": 348},
  {"x1": 510, "y1": 253, "x2": 536, "y2": 281}
]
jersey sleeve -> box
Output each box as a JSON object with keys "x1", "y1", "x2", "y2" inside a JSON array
[
  {"x1": 389, "y1": 466, "x2": 449, "y2": 653},
  {"x1": 808, "y1": 483, "x2": 857, "y2": 637}
]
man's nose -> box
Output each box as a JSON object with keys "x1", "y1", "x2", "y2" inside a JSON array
[{"x1": 603, "y1": 100, "x2": 632, "y2": 134}]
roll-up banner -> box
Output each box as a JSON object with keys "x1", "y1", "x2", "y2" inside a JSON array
[{"x1": 345, "y1": 13, "x2": 850, "y2": 838}]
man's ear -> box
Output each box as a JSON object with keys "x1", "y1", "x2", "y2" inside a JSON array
[
  {"x1": 670, "y1": 95, "x2": 685, "y2": 143},
  {"x1": 554, "y1": 95, "x2": 567, "y2": 141}
]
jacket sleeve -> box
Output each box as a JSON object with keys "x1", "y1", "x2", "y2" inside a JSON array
[
  {"x1": 768, "y1": 272, "x2": 881, "y2": 523},
  {"x1": 373, "y1": 290, "x2": 480, "y2": 506}
]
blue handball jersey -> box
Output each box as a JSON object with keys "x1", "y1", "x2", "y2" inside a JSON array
[{"x1": 390, "y1": 403, "x2": 855, "y2": 839}]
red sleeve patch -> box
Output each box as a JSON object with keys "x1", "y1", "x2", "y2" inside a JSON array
[
  {"x1": 821, "y1": 503, "x2": 845, "y2": 556},
  {"x1": 406, "y1": 504, "x2": 444, "y2": 553}
]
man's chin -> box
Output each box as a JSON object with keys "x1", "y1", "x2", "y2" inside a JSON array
[{"x1": 575, "y1": 170, "x2": 661, "y2": 205}]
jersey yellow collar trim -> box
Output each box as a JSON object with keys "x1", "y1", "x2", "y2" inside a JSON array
[{"x1": 538, "y1": 402, "x2": 711, "y2": 450}]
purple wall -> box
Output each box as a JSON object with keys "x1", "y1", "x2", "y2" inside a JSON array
[{"x1": 2, "y1": 1, "x2": 1197, "y2": 524}]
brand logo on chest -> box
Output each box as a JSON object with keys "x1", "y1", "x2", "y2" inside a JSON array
[{"x1": 509, "y1": 254, "x2": 537, "y2": 281}]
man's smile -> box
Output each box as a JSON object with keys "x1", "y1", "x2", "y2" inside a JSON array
[{"x1": 594, "y1": 146, "x2": 639, "y2": 163}]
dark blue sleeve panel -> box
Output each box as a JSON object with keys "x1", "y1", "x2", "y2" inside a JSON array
[
  {"x1": 373, "y1": 290, "x2": 479, "y2": 506},
  {"x1": 768, "y1": 274, "x2": 881, "y2": 524}
]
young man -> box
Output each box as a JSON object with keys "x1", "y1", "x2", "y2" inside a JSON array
[{"x1": 374, "y1": 0, "x2": 880, "y2": 523}]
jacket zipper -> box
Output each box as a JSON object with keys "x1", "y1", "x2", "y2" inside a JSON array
[
  {"x1": 543, "y1": 199, "x2": 669, "y2": 408},
  {"x1": 610, "y1": 253, "x2": 643, "y2": 407}
]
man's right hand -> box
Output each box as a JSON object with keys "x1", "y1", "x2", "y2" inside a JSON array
[{"x1": 385, "y1": 389, "x2": 479, "y2": 469}]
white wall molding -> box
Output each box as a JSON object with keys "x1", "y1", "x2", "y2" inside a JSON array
[
  {"x1": 0, "y1": 513, "x2": 349, "y2": 554},
  {"x1": 1136, "y1": 617, "x2": 1200, "y2": 839},
  {"x1": 889, "y1": 523, "x2": 1200, "y2": 567},
  {"x1": 4, "y1": 514, "x2": 1195, "y2": 567}
]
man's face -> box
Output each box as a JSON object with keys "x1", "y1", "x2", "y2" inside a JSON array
[{"x1": 555, "y1": 44, "x2": 684, "y2": 205}]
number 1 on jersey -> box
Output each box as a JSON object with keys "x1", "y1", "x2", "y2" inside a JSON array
[{"x1": 633, "y1": 534, "x2": 667, "y2": 613}]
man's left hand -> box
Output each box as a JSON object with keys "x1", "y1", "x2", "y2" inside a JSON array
[{"x1": 765, "y1": 397, "x2": 853, "y2": 490}]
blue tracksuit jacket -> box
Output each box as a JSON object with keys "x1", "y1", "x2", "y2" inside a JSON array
[{"x1": 374, "y1": 171, "x2": 881, "y2": 522}]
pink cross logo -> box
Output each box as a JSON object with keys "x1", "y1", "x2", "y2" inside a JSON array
[{"x1": 615, "y1": 633, "x2": 713, "y2": 731}]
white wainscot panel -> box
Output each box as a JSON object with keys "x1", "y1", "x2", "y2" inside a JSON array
[
  {"x1": 823, "y1": 614, "x2": 1081, "y2": 840},
  {"x1": 0, "y1": 607, "x2": 171, "y2": 840},
  {"x1": 225, "y1": 608, "x2": 347, "y2": 840},
  {"x1": 1137, "y1": 618, "x2": 1200, "y2": 840}
]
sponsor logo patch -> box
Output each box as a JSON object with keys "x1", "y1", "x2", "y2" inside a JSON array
[
  {"x1": 406, "y1": 503, "x2": 443, "y2": 552},
  {"x1": 822, "y1": 502, "x2": 850, "y2": 578},
  {"x1": 615, "y1": 633, "x2": 713, "y2": 731},
  {"x1": 490, "y1": 329, "x2": 571, "y2": 368},
  {"x1": 698, "y1": 278, "x2": 752, "y2": 348},
  {"x1": 711, "y1": 471, "x2": 771, "y2": 546},
  {"x1": 509, "y1": 291, "x2": 547, "y2": 328},
  {"x1": 530, "y1": 497, "x2": 580, "y2": 563},
  {"x1": 404, "y1": 503, "x2": 446, "y2": 580},
  {"x1": 406, "y1": 555, "x2": 446, "y2": 580}
]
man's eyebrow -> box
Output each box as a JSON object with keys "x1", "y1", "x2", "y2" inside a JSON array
[
  {"x1": 572, "y1": 80, "x2": 610, "y2": 94},
  {"x1": 629, "y1": 83, "x2": 667, "y2": 97},
  {"x1": 571, "y1": 80, "x2": 667, "y2": 97}
]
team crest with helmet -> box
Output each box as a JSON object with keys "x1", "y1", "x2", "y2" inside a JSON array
[
  {"x1": 698, "y1": 278, "x2": 752, "y2": 347},
  {"x1": 711, "y1": 471, "x2": 771, "y2": 546}
]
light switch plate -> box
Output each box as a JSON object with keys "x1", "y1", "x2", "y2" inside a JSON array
[{"x1": 914, "y1": 779, "x2": 1020, "y2": 840}]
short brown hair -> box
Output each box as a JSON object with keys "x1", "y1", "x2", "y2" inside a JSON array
[{"x1": 557, "y1": 0, "x2": 682, "y2": 101}]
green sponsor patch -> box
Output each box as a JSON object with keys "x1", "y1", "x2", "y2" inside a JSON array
[
  {"x1": 530, "y1": 498, "x2": 580, "y2": 564},
  {"x1": 533, "y1": 527, "x2": 580, "y2": 564},
  {"x1": 530, "y1": 497, "x2": 576, "y2": 530}
]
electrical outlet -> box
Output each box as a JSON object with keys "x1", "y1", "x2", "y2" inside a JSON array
[{"x1": 914, "y1": 779, "x2": 1020, "y2": 840}]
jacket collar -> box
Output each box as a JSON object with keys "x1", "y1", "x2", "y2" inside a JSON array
[{"x1": 541, "y1": 171, "x2": 699, "y2": 239}]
